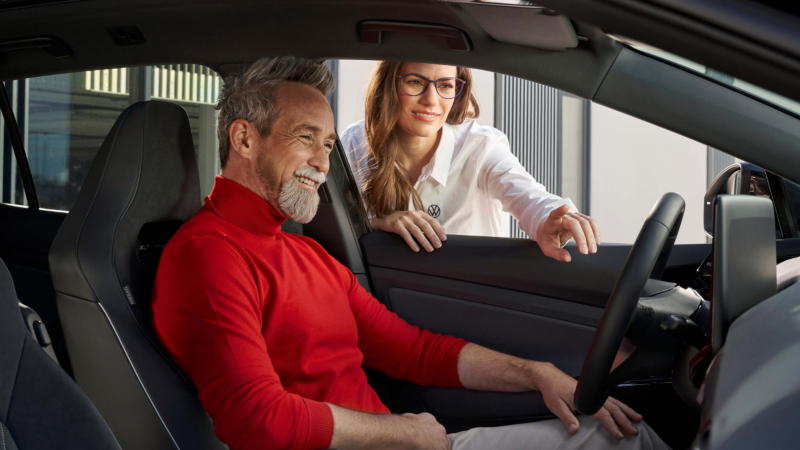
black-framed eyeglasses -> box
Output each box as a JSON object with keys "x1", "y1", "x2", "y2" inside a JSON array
[{"x1": 397, "y1": 73, "x2": 465, "y2": 99}]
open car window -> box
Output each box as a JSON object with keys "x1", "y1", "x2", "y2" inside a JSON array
[{"x1": 333, "y1": 60, "x2": 740, "y2": 245}]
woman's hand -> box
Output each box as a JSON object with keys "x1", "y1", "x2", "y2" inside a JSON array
[
  {"x1": 371, "y1": 211, "x2": 446, "y2": 252},
  {"x1": 537, "y1": 204, "x2": 601, "y2": 262}
]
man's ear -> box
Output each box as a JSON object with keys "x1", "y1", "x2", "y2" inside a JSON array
[{"x1": 228, "y1": 119, "x2": 258, "y2": 160}]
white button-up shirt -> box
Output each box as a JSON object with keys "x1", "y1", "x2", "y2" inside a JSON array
[{"x1": 341, "y1": 120, "x2": 577, "y2": 240}]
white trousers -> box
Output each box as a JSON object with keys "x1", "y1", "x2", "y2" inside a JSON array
[{"x1": 449, "y1": 416, "x2": 671, "y2": 450}]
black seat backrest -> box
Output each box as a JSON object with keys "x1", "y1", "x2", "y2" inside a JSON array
[
  {"x1": 48, "y1": 101, "x2": 226, "y2": 450},
  {"x1": 0, "y1": 258, "x2": 121, "y2": 450}
]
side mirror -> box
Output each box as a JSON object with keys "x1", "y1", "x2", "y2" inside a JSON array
[{"x1": 704, "y1": 163, "x2": 796, "y2": 239}]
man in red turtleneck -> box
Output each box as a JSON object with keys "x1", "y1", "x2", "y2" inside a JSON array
[{"x1": 151, "y1": 57, "x2": 667, "y2": 450}]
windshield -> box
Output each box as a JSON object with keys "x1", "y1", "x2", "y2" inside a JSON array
[{"x1": 630, "y1": 44, "x2": 800, "y2": 116}]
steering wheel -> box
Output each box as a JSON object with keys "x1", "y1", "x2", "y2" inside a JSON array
[{"x1": 574, "y1": 192, "x2": 685, "y2": 415}]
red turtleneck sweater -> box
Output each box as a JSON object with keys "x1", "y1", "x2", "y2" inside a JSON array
[{"x1": 151, "y1": 176, "x2": 468, "y2": 450}]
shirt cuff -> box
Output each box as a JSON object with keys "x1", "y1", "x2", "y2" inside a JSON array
[
  {"x1": 433, "y1": 339, "x2": 470, "y2": 388},
  {"x1": 303, "y1": 399, "x2": 334, "y2": 450}
]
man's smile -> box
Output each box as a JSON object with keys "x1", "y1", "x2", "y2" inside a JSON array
[{"x1": 296, "y1": 175, "x2": 319, "y2": 190}]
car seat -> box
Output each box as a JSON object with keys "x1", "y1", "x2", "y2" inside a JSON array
[
  {"x1": 48, "y1": 101, "x2": 227, "y2": 450},
  {"x1": 0, "y1": 257, "x2": 121, "y2": 450}
]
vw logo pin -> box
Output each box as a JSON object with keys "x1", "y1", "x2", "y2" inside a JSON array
[{"x1": 427, "y1": 204, "x2": 441, "y2": 219}]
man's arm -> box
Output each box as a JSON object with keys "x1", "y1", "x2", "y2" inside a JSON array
[
  {"x1": 327, "y1": 405, "x2": 450, "y2": 450},
  {"x1": 323, "y1": 345, "x2": 643, "y2": 449},
  {"x1": 456, "y1": 343, "x2": 642, "y2": 440}
]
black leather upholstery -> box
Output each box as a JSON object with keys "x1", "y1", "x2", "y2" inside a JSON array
[
  {"x1": 48, "y1": 101, "x2": 226, "y2": 450},
  {"x1": 0, "y1": 421, "x2": 19, "y2": 450},
  {"x1": 0, "y1": 258, "x2": 121, "y2": 450}
]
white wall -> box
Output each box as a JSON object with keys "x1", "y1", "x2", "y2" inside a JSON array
[
  {"x1": 470, "y1": 69, "x2": 494, "y2": 127},
  {"x1": 335, "y1": 60, "x2": 495, "y2": 130},
  {"x1": 590, "y1": 103, "x2": 708, "y2": 244},
  {"x1": 336, "y1": 60, "x2": 377, "y2": 131},
  {"x1": 561, "y1": 95, "x2": 585, "y2": 211}
]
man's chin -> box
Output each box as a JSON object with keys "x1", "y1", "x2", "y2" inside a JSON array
[
  {"x1": 293, "y1": 210, "x2": 318, "y2": 224},
  {"x1": 278, "y1": 201, "x2": 319, "y2": 224},
  {"x1": 277, "y1": 179, "x2": 321, "y2": 224}
]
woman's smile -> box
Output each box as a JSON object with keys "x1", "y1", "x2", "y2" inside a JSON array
[{"x1": 411, "y1": 110, "x2": 441, "y2": 122}]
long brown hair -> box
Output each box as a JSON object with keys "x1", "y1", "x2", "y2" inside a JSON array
[{"x1": 362, "y1": 61, "x2": 480, "y2": 218}]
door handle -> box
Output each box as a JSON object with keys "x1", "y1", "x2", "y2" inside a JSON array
[{"x1": 0, "y1": 36, "x2": 73, "y2": 59}]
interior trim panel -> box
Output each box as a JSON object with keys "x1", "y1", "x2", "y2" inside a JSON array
[
  {"x1": 387, "y1": 288, "x2": 596, "y2": 376},
  {"x1": 371, "y1": 267, "x2": 604, "y2": 327}
]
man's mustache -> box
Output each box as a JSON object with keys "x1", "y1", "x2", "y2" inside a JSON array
[{"x1": 294, "y1": 166, "x2": 326, "y2": 185}]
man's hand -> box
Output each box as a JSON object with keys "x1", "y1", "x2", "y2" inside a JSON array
[
  {"x1": 537, "y1": 204, "x2": 601, "y2": 262},
  {"x1": 400, "y1": 412, "x2": 451, "y2": 450},
  {"x1": 371, "y1": 211, "x2": 446, "y2": 253},
  {"x1": 536, "y1": 363, "x2": 642, "y2": 440},
  {"x1": 328, "y1": 404, "x2": 450, "y2": 450}
]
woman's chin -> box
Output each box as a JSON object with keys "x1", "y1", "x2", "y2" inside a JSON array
[{"x1": 399, "y1": 121, "x2": 443, "y2": 138}]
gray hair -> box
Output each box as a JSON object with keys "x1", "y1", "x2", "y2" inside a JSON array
[{"x1": 215, "y1": 56, "x2": 335, "y2": 168}]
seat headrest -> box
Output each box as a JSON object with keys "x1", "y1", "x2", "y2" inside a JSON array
[{"x1": 49, "y1": 100, "x2": 201, "y2": 312}]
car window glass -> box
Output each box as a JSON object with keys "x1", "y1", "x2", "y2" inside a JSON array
[
  {"x1": 334, "y1": 60, "x2": 734, "y2": 244},
  {"x1": 782, "y1": 179, "x2": 800, "y2": 232},
  {"x1": 150, "y1": 65, "x2": 222, "y2": 199},
  {"x1": 3, "y1": 65, "x2": 221, "y2": 212}
]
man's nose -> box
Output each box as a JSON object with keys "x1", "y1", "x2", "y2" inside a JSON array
[{"x1": 309, "y1": 146, "x2": 330, "y2": 175}]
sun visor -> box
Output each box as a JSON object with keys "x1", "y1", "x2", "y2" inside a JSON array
[{"x1": 461, "y1": 3, "x2": 578, "y2": 51}]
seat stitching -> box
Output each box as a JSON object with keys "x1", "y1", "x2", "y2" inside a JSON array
[
  {"x1": 73, "y1": 106, "x2": 133, "y2": 302},
  {"x1": 2, "y1": 420, "x2": 6, "y2": 450},
  {"x1": 107, "y1": 103, "x2": 199, "y2": 392},
  {"x1": 110, "y1": 102, "x2": 143, "y2": 318},
  {"x1": 71, "y1": 103, "x2": 176, "y2": 449},
  {"x1": 108, "y1": 102, "x2": 185, "y2": 449}
]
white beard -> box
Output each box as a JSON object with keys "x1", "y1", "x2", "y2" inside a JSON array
[{"x1": 278, "y1": 166, "x2": 325, "y2": 223}]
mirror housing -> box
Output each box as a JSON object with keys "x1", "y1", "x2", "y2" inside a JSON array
[{"x1": 704, "y1": 163, "x2": 796, "y2": 239}]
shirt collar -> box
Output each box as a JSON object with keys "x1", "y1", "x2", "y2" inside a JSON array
[
  {"x1": 426, "y1": 123, "x2": 455, "y2": 187},
  {"x1": 205, "y1": 175, "x2": 285, "y2": 237}
]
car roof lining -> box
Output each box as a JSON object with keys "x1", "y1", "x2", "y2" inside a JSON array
[
  {"x1": 2, "y1": 0, "x2": 800, "y2": 186},
  {"x1": 0, "y1": 0, "x2": 621, "y2": 99}
]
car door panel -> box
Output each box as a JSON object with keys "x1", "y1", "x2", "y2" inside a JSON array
[
  {"x1": 372, "y1": 268, "x2": 604, "y2": 326},
  {"x1": 0, "y1": 204, "x2": 71, "y2": 372},
  {"x1": 362, "y1": 232, "x2": 632, "y2": 308},
  {"x1": 388, "y1": 288, "x2": 597, "y2": 376},
  {"x1": 361, "y1": 231, "x2": 712, "y2": 425},
  {"x1": 386, "y1": 288, "x2": 596, "y2": 421},
  {"x1": 397, "y1": 385, "x2": 552, "y2": 423}
]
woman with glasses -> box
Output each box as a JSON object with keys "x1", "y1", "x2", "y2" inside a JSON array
[{"x1": 341, "y1": 62, "x2": 601, "y2": 261}]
